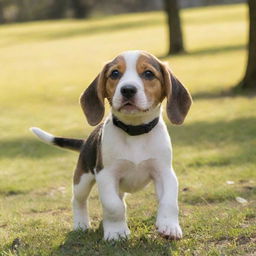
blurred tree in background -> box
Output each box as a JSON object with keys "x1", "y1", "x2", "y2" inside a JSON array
[
  {"x1": 164, "y1": 0, "x2": 184, "y2": 55},
  {"x1": 71, "y1": 0, "x2": 92, "y2": 19},
  {"x1": 0, "y1": 0, "x2": 160, "y2": 23},
  {"x1": 238, "y1": 0, "x2": 256, "y2": 90},
  {"x1": 49, "y1": 0, "x2": 69, "y2": 19},
  {"x1": 0, "y1": 0, "x2": 4, "y2": 23},
  {"x1": 0, "y1": 0, "x2": 245, "y2": 24}
]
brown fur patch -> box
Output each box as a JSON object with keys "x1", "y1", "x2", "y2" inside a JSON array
[
  {"x1": 105, "y1": 56, "x2": 126, "y2": 104},
  {"x1": 159, "y1": 62, "x2": 192, "y2": 125},
  {"x1": 73, "y1": 124, "x2": 103, "y2": 184},
  {"x1": 136, "y1": 53, "x2": 165, "y2": 107},
  {"x1": 80, "y1": 56, "x2": 125, "y2": 125},
  {"x1": 80, "y1": 74, "x2": 105, "y2": 126}
]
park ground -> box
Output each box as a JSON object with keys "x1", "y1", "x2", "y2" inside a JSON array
[{"x1": 0, "y1": 3, "x2": 255, "y2": 256}]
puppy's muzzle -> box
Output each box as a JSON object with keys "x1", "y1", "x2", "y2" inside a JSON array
[{"x1": 121, "y1": 85, "x2": 137, "y2": 99}]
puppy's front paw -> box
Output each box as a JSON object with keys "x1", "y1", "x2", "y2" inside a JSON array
[
  {"x1": 156, "y1": 219, "x2": 182, "y2": 240},
  {"x1": 104, "y1": 221, "x2": 130, "y2": 241},
  {"x1": 74, "y1": 221, "x2": 90, "y2": 231}
]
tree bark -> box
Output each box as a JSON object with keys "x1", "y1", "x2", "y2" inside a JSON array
[
  {"x1": 49, "y1": 0, "x2": 68, "y2": 19},
  {"x1": 17, "y1": 0, "x2": 26, "y2": 22},
  {"x1": 238, "y1": 0, "x2": 256, "y2": 90},
  {"x1": 0, "y1": 1, "x2": 4, "y2": 24},
  {"x1": 71, "y1": 0, "x2": 91, "y2": 19},
  {"x1": 164, "y1": 0, "x2": 184, "y2": 55}
]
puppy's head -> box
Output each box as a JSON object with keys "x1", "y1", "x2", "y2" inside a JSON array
[{"x1": 80, "y1": 50, "x2": 192, "y2": 126}]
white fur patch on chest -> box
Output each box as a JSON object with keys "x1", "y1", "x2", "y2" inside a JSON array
[
  {"x1": 103, "y1": 119, "x2": 170, "y2": 163},
  {"x1": 118, "y1": 159, "x2": 154, "y2": 193},
  {"x1": 101, "y1": 117, "x2": 172, "y2": 193}
]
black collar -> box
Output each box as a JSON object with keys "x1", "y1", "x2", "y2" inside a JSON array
[{"x1": 112, "y1": 115, "x2": 159, "y2": 136}]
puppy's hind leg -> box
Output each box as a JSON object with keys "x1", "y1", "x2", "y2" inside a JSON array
[{"x1": 72, "y1": 172, "x2": 95, "y2": 231}]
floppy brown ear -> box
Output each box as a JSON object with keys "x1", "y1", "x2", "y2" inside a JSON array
[
  {"x1": 161, "y1": 63, "x2": 192, "y2": 125},
  {"x1": 80, "y1": 74, "x2": 105, "y2": 126}
]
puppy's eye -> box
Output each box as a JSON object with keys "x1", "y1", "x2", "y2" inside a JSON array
[
  {"x1": 142, "y1": 70, "x2": 155, "y2": 80},
  {"x1": 110, "y1": 70, "x2": 121, "y2": 80}
]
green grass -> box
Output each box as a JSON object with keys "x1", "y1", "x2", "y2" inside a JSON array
[{"x1": 0, "y1": 3, "x2": 256, "y2": 255}]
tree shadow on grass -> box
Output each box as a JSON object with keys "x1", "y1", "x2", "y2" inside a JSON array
[
  {"x1": 0, "y1": 137, "x2": 68, "y2": 159},
  {"x1": 169, "y1": 117, "x2": 256, "y2": 146},
  {"x1": 43, "y1": 18, "x2": 162, "y2": 41},
  {"x1": 191, "y1": 88, "x2": 256, "y2": 101},
  {"x1": 52, "y1": 219, "x2": 178, "y2": 256},
  {"x1": 2, "y1": 117, "x2": 256, "y2": 163},
  {"x1": 170, "y1": 117, "x2": 256, "y2": 205},
  {"x1": 168, "y1": 117, "x2": 256, "y2": 166},
  {"x1": 158, "y1": 44, "x2": 245, "y2": 59},
  {"x1": 191, "y1": 89, "x2": 235, "y2": 101},
  {"x1": 3, "y1": 17, "x2": 162, "y2": 47}
]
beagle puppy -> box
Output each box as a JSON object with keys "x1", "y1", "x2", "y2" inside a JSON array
[{"x1": 31, "y1": 50, "x2": 192, "y2": 241}]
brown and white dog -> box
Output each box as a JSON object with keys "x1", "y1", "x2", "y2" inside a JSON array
[{"x1": 30, "y1": 50, "x2": 192, "y2": 241}]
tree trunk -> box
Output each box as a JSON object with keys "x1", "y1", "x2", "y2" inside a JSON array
[
  {"x1": 238, "y1": 0, "x2": 256, "y2": 90},
  {"x1": 0, "y1": 1, "x2": 4, "y2": 24},
  {"x1": 164, "y1": 0, "x2": 184, "y2": 55},
  {"x1": 17, "y1": 0, "x2": 26, "y2": 22},
  {"x1": 71, "y1": 0, "x2": 91, "y2": 19},
  {"x1": 49, "y1": 0, "x2": 68, "y2": 19}
]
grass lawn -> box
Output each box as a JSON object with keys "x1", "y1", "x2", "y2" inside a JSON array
[{"x1": 0, "y1": 3, "x2": 255, "y2": 255}]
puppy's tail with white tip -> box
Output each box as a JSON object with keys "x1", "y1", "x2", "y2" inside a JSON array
[{"x1": 30, "y1": 127, "x2": 84, "y2": 152}]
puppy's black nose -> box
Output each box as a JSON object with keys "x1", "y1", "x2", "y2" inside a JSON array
[{"x1": 121, "y1": 85, "x2": 137, "y2": 99}]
